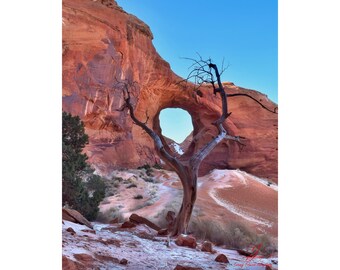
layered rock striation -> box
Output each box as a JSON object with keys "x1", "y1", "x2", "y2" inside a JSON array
[{"x1": 62, "y1": 0, "x2": 278, "y2": 182}]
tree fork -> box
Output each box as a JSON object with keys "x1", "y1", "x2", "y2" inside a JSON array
[{"x1": 116, "y1": 58, "x2": 276, "y2": 236}]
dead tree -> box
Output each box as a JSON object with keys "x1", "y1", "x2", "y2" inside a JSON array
[{"x1": 117, "y1": 57, "x2": 276, "y2": 236}]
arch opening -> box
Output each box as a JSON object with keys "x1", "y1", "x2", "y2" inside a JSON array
[{"x1": 159, "y1": 108, "x2": 193, "y2": 155}]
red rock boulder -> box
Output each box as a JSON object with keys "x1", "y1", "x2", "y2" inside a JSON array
[
  {"x1": 62, "y1": 208, "x2": 93, "y2": 229},
  {"x1": 201, "y1": 241, "x2": 214, "y2": 253},
  {"x1": 129, "y1": 213, "x2": 161, "y2": 231},
  {"x1": 215, "y1": 254, "x2": 229, "y2": 263},
  {"x1": 66, "y1": 227, "x2": 76, "y2": 235},
  {"x1": 121, "y1": 221, "x2": 136, "y2": 229},
  {"x1": 175, "y1": 234, "x2": 197, "y2": 249}
]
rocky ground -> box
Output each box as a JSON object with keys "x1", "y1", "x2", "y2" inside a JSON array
[
  {"x1": 63, "y1": 167, "x2": 278, "y2": 269},
  {"x1": 62, "y1": 219, "x2": 278, "y2": 270}
]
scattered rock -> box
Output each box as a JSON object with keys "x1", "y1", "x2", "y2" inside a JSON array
[
  {"x1": 73, "y1": 253, "x2": 98, "y2": 269},
  {"x1": 73, "y1": 253, "x2": 94, "y2": 262},
  {"x1": 105, "y1": 238, "x2": 121, "y2": 247},
  {"x1": 129, "y1": 213, "x2": 161, "y2": 231},
  {"x1": 135, "y1": 230, "x2": 155, "y2": 240},
  {"x1": 94, "y1": 254, "x2": 119, "y2": 264},
  {"x1": 62, "y1": 208, "x2": 93, "y2": 229},
  {"x1": 215, "y1": 254, "x2": 229, "y2": 263},
  {"x1": 175, "y1": 234, "x2": 197, "y2": 249},
  {"x1": 121, "y1": 221, "x2": 136, "y2": 228},
  {"x1": 62, "y1": 256, "x2": 83, "y2": 270},
  {"x1": 237, "y1": 248, "x2": 256, "y2": 257},
  {"x1": 81, "y1": 229, "x2": 96, "y2": 234},
  {"x1": 174, "y1": 265, "x2": 203, "y2": 270},
  {"x1": 66, "y1": 227, "x2": 76, "y2": 235},
  {"x1": 109, "y1": 217, "x2": 119, "y2": 224},
  {"x1": 157, "y1": 228, "x2": 169, "y2": 236},
  {"x1": 119, "y1": 258, "x2": 128, "y2": 265},
  {"x1": 201, "y1": 241, "x2": 214, "y2": 253}
]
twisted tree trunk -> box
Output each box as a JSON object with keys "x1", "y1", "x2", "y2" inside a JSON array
[{"x1": 117, "y1": 58, "x2": 276, "y2": 236}]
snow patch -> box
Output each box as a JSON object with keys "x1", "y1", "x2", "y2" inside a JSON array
[
  {"x1": 169, "y1": 142, "x2": 184, "y2": 155},
  {"x1": 209, "y1": 189, "x2": 273, "y2": 228},
  {"x1": 63, "y1": 221, "x2": 278, "y2": 269},
  {"x1": 236, "y1": 169, "x2": 278, "y2": 191}
]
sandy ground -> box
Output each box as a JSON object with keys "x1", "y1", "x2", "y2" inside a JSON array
[{"x1": 98, "y1": 168, "x2": 278, "y2": 239}]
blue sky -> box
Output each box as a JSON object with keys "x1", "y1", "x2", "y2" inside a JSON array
[
  {"x1": 159, "y1": 109, "x2": 193, "y2": 143},
  {"x1": 116, "y1": 0, "x2": 277, "y2": 143}
]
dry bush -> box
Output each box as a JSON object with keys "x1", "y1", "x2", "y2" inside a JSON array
[
  {"x1": 96, "y1": 207, "x2": 125, "y2": 223},
  {"x1": 130, "y1": 200, "x2": 154, "y2": 211},
  {"x1": 150, "y1": 201, "x2": 180, "y2": 229},
  {"x1": 188, "y1": 218, "x2": 277, "y2": 256},
  {"x1": 102, "y1": 176, "x2": 123, "y2": 196}
]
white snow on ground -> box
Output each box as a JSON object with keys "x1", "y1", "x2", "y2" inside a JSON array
[
  {"x1": 171, "y1": 142, "x2": 184, "y2": 155},
  {"x1": 206, "y1": 169, "x2": 230, "y2": 181},
  {"x1": 202, "y1": 169, "x2": 275, "y2": 228},
  {"x1": 236, "y1": 169, "x2": 278, "y2": 191},
  {"x1": 63, "y1": 168, "x2": 278, "y2": 269},
  {"x1": 63, "y1": 220, "x2": 278, "y2": 270},
  {"x1": 209, "y1": 189, "x2": 273, "y2": 228},
  {"x1": 205, "y1": 168, "x2": 277, "y2": 191}
]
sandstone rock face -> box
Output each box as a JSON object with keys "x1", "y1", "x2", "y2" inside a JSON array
[{"x1": 62, "y1": 0, "x2": 278, "y2": 182}]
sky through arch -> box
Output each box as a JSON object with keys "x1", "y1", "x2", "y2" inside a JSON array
[{"x1": 159, "y1": 108, "x2": 193, "y2": 144}]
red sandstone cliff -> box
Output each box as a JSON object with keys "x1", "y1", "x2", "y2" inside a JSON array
[{"x1": 62, "y1": 0, "x2": 278, "y2": 182}]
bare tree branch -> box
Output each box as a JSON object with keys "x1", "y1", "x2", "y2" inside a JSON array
[
  {"x1": 115, "y1": 80, "x2": 185, "y2": 175},
  {"x1": 228, "y1": 93, "x2": 278, "y2": 114},
  {"x1": 115, "y1": 56, "x2": 276, "y2": 236}
]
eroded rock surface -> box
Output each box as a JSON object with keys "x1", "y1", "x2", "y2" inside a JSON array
[{"x1": 62, "y1": 0, "x2": 278, "y2": 182}]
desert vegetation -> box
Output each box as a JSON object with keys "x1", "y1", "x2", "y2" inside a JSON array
[
  {"x1": 189, "y1": 218, "x2": 277, "y2": 256},
  {"x1": 96, "y1": 206, "x2": 125, "y2": 223},
  {"x1": 62, "y1": 111, "x2": 106, "y2": 220},
  {"x1": 151, "y1": 198, "x2": 276, "y2": 256}
]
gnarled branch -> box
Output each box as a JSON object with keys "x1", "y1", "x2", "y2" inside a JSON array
[{"x1": 115, "y1": 80, "x2": 184, "y2": 174}]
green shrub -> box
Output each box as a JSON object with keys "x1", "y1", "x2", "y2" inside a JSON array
[
  {"x1": 142, "y1": 177, "x2": 154, "y2": 183},
  {"x1": 112, "y1": 176, "x2": 124, "y2": 182},
  {"x1": 62, "y1": 111, "x2": 106, "y2": 221},
  {"x1": 133, "y1": 194, "x2": 143, "y2": 200},
  {"x1": 153, "y1": 163, "x2": 162, "y2": 169},
  {"x1": 137, "y1": 164, "x2": 153, "y2": 176},
  {"x1": 137, "y1": 164, "x2": 151, "y2": 170}
]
